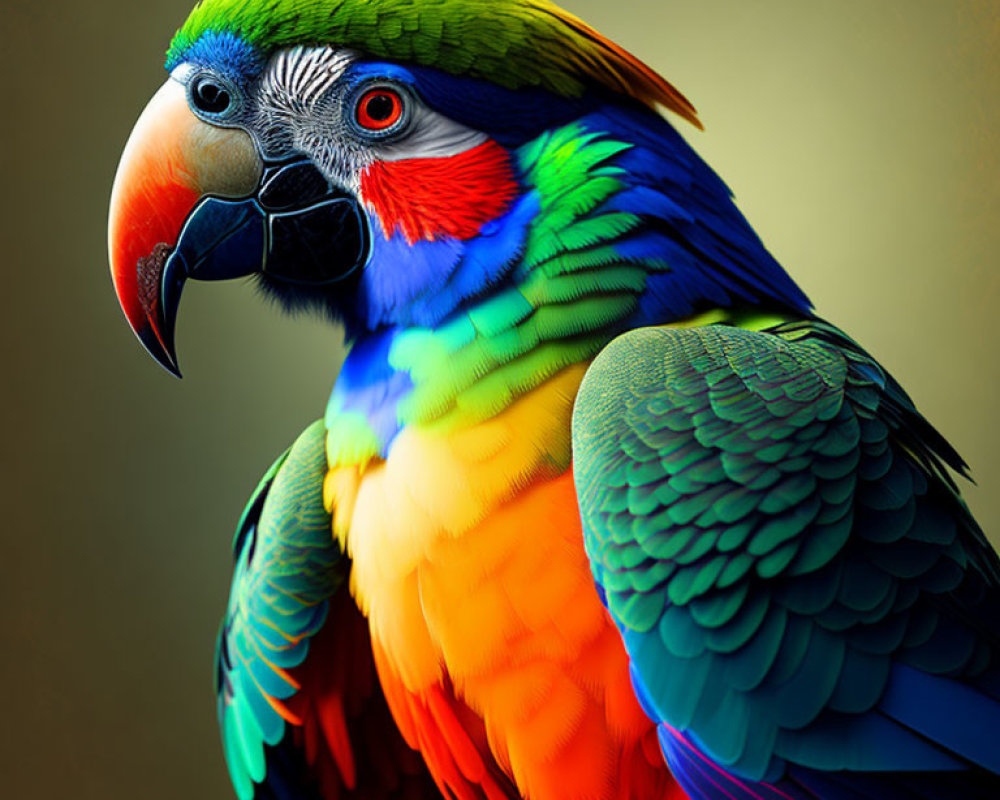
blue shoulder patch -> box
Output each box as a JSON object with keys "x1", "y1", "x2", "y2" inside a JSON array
[{"x1": 578, "y1": 106, "x2": 812, "y2": 319}]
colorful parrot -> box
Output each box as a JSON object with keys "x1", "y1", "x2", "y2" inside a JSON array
[{"x1": 107, "y1": 1, "x2": 1000, "y2": 798}]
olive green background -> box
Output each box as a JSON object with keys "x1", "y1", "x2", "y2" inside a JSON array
[{"x1": 2, "y1": 0, "x2": 998, "y2": 797}]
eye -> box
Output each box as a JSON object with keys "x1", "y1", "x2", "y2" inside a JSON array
[
  {"x1": 189, "y1": 73, "x2": 236, "y2": 117},
  {"x1": 355, "y1": 88, "x2": 404, "y2": 132}
]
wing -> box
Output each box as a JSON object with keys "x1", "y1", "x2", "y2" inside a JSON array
[
  {"x1": 216, "y1": 420, "x2": 439, "y2": 799},
  {"x1": 572, "y1": 321, "x2": 1000, "y2": 800}
]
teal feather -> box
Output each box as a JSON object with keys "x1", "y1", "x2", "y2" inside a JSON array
[
  {"x1": 574, "y1": 319, "x2": 1000, "y2": 789},
  {"x1": 216, "y1": 421, "x2": 342, "y2": 799}
]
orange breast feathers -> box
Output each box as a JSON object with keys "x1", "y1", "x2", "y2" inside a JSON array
[{"x1": 323, "y1": 366, "x2": 684, "y2": 800}]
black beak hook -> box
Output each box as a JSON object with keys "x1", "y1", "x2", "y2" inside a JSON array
[{"x1": 148, "y1": 159, "x2": 369, "y2": 375}]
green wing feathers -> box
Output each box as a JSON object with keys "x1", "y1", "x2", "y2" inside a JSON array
[
  {"x1": 573, "y1": 321, "x2": 1000, "y2": 785},
  {"x1": 217, "y1": 421, "x2": 342, "y2": 797},
  {"x1": 216, "y1": 421, "x2": 436, "y2": 798}
]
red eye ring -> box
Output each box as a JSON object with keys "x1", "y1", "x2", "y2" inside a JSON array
[{"x1": 355, "y1": 88, "x2": 404, "y2": 131}]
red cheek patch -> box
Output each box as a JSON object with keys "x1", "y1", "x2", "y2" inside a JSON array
[{"x1": 360, "y1": 140, "x2": 518, "y2": 244}]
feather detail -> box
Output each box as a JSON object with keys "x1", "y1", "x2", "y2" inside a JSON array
[
  {"x1": 360, "y1": 140, "x2": 517, "y2": 243},
  {"x1": 574, "y1": 321, "x2": 1000, "y2": 798},
  {"x1": 217, "y1": 422, "x2": 437, "y2": 799},
  {"x1": 167, "y1": 0, "x2": 700, "y2": 126}
]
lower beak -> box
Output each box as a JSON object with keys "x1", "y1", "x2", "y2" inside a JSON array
[{"x1": 108, "y1": 79, "x2": 368, "y2": 376}]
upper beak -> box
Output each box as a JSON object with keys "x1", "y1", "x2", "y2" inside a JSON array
[
  {"x1": 108, "y1": 79, "x2": 262, "y2": 376},
  {"x1": 108, "y1": 78, "x2": 368, "y2": 376}
]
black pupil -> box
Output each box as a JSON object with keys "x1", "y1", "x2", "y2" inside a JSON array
[
  {"x1": 193, "y1": 78, "x2": 231, "y2": 114},
  {"x1": 366, "y1": 93, "x2": 396, "y2": 123}
]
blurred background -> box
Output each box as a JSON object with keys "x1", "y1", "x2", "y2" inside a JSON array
[{"x1": 2, "y1": 0, "x2": 998, "y2": 797}]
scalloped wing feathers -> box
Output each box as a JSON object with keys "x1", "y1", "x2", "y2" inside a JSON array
[{"x1": 573, "y1": 322, "x2": 1000, "y2": 798}]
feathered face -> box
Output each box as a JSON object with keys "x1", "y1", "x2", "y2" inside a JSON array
[
  {"x1": 109, "y1": 31, "x2": 548, "y2": 374},
  {"x1": 107, "y1": 0, "x2": 718, "y2": 377},
  {"x1": 213, "y1": 46, "x2": 491, "y2": 190}
]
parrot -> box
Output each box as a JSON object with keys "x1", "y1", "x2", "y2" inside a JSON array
[{"x1": 106, "y1": 1, "x2": 1000, "y2": 799}]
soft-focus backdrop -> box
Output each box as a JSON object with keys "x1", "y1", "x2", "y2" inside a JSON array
[{"x1": 2, "y1": 0, "x2": 998, "y2": 797}]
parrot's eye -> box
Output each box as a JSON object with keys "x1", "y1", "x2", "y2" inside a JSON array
[
  {"x1": 352, "y1": 86, "x2": 408, "y2": 137},
  {"x1": 188, "y1": 73, "x2": 239, "y2": 120}
]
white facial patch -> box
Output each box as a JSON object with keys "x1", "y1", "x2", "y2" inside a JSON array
[
  {"x1": 377, "y1": 102, "x2": 487, "y2": 162},
  {"x1": 249, "y1": 46, "x2": 490, "y2": 191},
  {"x1": 252, "y1": 46, "x2": 358, "y2": 164},
  {"x1": 259, "y1": 46, "x2": 355, "y2": 113}
]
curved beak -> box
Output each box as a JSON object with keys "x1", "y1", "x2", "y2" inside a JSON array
[
  {"x1": 108, "y1": 79, "x2": 368, "y2": 376},
  {"x1": 109, "y1": 79, "x2": 261, "y2": 375}
]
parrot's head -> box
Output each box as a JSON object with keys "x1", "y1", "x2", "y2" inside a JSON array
[{"x1": 110, "y1": 0, "x2": 807, "y2": 378}]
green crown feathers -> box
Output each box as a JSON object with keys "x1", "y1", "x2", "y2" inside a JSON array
[{"x1": 167, "y1": 0, "x2": 700, "y2": 126}]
